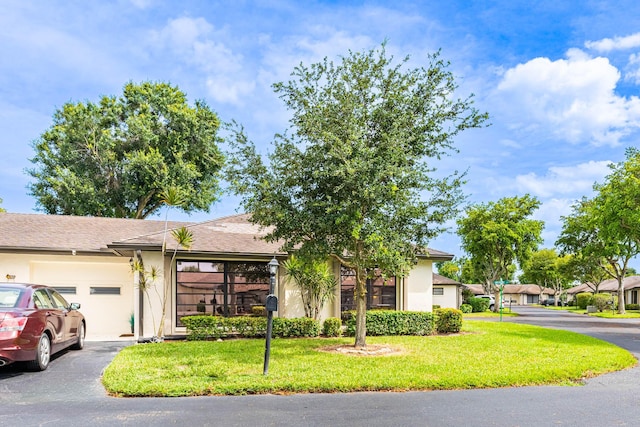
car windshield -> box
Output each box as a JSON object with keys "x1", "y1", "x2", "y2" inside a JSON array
[{"x1": 0, "y1": 288, "x2": 23, "y2": 308}]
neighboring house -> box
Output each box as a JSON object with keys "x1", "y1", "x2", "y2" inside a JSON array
[
  {"x1": 432, "y1": 273, "x2": 462, "y2": 309},
  {"x1": 0, "y1": 212, "x2": 453, "y2": 340},
  {"x1": 465, "y1": 284, "x2": 554, "y2": 305},
  {"x1": 566, "y1": 276, "x2": 640, "y2": 305}
]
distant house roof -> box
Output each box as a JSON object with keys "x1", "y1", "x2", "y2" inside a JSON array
[
  {"x1": 567, "y1": 276, "x2": 640, "y2": 294},
  {"x1": 464, "y1": 284, "x2": 554, "y2": 296},
  {"x1": 433, "y1": 273, "x2": 460, "y2": 285},
  {"x1": 0, "y1": 212, "x2": 454, "y2": 260}
]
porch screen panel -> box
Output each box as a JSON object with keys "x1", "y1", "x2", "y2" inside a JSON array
[
  {"x1": 176, "y1": 260, "x2": 270, "y2": 326},
  {"x1": 340, "y1": 266, "x2": 396, "y2": 311},
  {"x1": 225, "y1": 262, "x2": 270, "y2": 316}
]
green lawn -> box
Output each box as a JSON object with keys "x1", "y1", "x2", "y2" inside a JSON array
[
  {"x1": 463, "y1": 310, "x2": 518, "y2": 318},
  {"x1": 102, "y1": 321, "x2": 636, "y2": 397},
  {"x1": 544, "y1": 306, "x2": 640, "y2": 318}
]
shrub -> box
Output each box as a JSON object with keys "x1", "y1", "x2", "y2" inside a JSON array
[
  {"x1": 576, "y1": 292, "x2": 593, "y2": 310},
  {"x1": 434, "y1": 308, "x2": 463, "y2": 333},
  {"x1": 344, "y1": 310, "x2": 435, "y2": 336},
  {"x1": 323, "y1": 317, "x2": 342, "y2": 337},
  {"x1": 467, "y1": 297, "x2": 489, "y2": 313},
  {"x1": 251, "y1": 306, "x2": 266, "y2": 317},
  {"x1": 625, "y1": 303, "x2": 640, "y2": 311},
  {"x1": 432, "y1": 305, "x2": 441, "y2": 310},
  {"x1": 592, "y1": 293, "x2": 614, "y2": 312},
  {"x1": 273, "y1": 317, "x2": 320, "y2": 337},
  {"x1": 459, "y1": 304, "x2": 472, "y2": 314},
  {"x1": 181, "y1": 315, "x2": 320, "y2": 340}
]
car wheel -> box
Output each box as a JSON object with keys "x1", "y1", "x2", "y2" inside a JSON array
[
  {"x1": 27, "y1": 333, "x2": 51, "y2": 371},
  {"x1": 72, "y1": 322, "x2": 85, "y2": 350}
]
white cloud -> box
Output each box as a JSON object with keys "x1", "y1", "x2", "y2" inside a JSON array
[
  {"x1": 514, "y1": 160, "x2": 611, "y2": 198},
  {"x1": 149, "y1": 17, "x2": 255, "y2": 105},
  {"x1": 495, "y1": 49, "x2": 640, "y2": 146},
  {"x1": 625, "y1": 53, "x2": 640, "y2": 84},
  {"x1": 585, "y1": 32, "x2": 640, "y2": 52}
]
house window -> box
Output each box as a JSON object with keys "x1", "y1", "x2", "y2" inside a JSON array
[
  {"x1": 340, "y1": 266, "x2": 396, "y2": 311},
  {"x1": 433, "y1": 287, "x2": 444, "y2": 296},
  {"x1": 176, "y1": 260, "x2": 270, "y2": 326},
  {"x1": 527, "y1": 294, "x2": 539, "y2": 304},
  {"x1": 631, "y1": 290, "x2": 638, "y2": 305}
]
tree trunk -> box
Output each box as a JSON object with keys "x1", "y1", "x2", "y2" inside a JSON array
[
  {"x1": 618, "y1": 277, "x2": 626, "y2": 314},
  {"x1": 354, "y1": 266, "x2": 367, "y2": 348}
]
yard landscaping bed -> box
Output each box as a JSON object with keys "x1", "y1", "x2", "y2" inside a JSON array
[{"x1": 101, "y1": 321, "x2": 636, "y2": 397}]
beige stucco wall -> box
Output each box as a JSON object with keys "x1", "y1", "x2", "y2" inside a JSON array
[
  {"x1": 0, "y1": 252, "x2": 132, "y2": 340},
  {"x1": 403, "y1": 259, "x2": 433, "y2": 312},
  {"x1": 432, "y1": 284, "x2": 459, "y2": 309}
]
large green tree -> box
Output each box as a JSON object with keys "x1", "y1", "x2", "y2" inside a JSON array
[
  {"x1": 520, "y1": 248, "x2": 572, "y2": 305},
  {"x1": 457, "y1": 195, "x2": 544, "y2": 307},
  {"x1": 557, "y1": 150, "x2": 640, "y2": 314},
  {"x1": 28, "y1": 81, "x2": 224, "y2": 219},
  {"x1": 227, "y1": 45, "x2": 488, "y2": 347}
]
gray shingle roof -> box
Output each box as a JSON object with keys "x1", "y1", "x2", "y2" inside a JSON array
[
  {"x1": 0, "y1": 212, "x2": 187, "y2": 254},
  {"x1": 0, "y1": 212, "x2": 454, "y2": 259}
]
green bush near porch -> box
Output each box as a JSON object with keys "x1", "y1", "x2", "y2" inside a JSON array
[
  {"x1": 342, "y1": 310, "x2": 435, "y2": 336},
  {"x1": 181, "y1": 315, "x2": 321, "y2": 340}
]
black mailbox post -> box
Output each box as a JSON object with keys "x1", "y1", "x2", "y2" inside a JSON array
[{"x1": 263, "y1": 257, "x2": 279, "y2": 375}]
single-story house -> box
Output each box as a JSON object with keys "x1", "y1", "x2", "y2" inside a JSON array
[
  {"x1": 566, "y1": 276, "x2": 640, "y2": 305},
  {"x1": 465, "y1": 284, "x2": 554, "y2": 305},
  {"x1": 0, "y1": 212, "x2": 453, "y2": 340},
  {"x1": 432, "y1": 273, "x2": 462, "y2": 309}
]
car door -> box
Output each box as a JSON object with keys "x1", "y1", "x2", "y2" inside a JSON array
[
  {"x1": 33, "y1": 288, "x2": 65, "y2": 346},
  {"x1": 47, "y1": 289, "x2": 78, "y2": 345}
]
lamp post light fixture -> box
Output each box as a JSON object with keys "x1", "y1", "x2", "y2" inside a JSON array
[{"x1": 263, "y1": 256, "x2": 279, "y2": 375}]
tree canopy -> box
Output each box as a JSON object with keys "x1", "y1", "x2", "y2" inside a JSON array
[
  {"x1": 457, "y1": 194, "x2": 543, "y2": 298},
  {"x1": 227, "y1": 44, "x2": 488, "y2": 347},
  {"x1": 520, "y1": 248, "x2": 572, "y2": 304},
  {"x1": 28, "y1": 81, "x2": 224, "y2": 219},
  {"x1": 557, "y1": 149, "x2": 640, "y2": 313}
]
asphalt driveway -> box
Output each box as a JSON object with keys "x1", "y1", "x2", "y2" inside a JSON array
[{"x1": 1, "y1": 307, "x2": 640, "y2": 427}]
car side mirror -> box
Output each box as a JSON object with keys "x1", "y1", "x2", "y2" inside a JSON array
[{"x1": 69, "y1": 302, "x2": 81, "y2": 310}]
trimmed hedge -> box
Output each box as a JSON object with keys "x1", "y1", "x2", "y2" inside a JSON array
[
  {"x1": 467, "y1": 297, "x2": 490, "y2": 312},
  {"x1": 592, "y1": 293, "x2": 615, "y2": 312},
  {"x1": 272, "y1": 317, "x2": 320, "y2": 337},
  {"x1": 576, "y1": 292, "x2": 593, "y2": 310},
  {"x1": 460, "y1": 304, "x2": 472, "y2": 314},
  {"x1": 181, "y1": 315, "x2": 320, "y2": 340},
  {"x1": 434, "y1": 308, "x2": 463, "y2": 333},
  {"x1": 343, "y1": 310, "x2": 435, "y2": 336},
  {"x1": 322, "y1": 317, "x2": 342, "y2": 337},
  {"x1": 625, "y1": 303, "x2": 640, "y2": 311}
]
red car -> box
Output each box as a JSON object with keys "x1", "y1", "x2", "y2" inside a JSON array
[{"x1": 0, "y1": 283, "x2": 85, "y2": 371}]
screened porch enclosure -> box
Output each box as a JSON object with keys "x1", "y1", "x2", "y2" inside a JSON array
[
  {"x1": 176, "y1": 260, "x2": 270, "y2": 325},
  {"x1": 340, "y1": 266, "x2": 396, "y2": 311}
]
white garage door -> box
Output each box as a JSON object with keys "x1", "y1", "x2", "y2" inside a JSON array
[{"x1": 31, "y1": 259, "x2": 133, "y2": 340}]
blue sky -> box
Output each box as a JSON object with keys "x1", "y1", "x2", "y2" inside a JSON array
[{"x1": 2, "y1": 0, "x2": 640, "y2": 260}]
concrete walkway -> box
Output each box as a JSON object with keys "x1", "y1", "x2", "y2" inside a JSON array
[{"x1": 1, "y1": 306, "x2": 639, "y2": 426}]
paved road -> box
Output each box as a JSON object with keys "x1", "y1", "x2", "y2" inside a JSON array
[{"x1": 1, "y1": 307, "x2": 640, "y2": 426}]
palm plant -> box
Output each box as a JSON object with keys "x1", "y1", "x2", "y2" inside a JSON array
[{"x1": 283, "y1": 254, "x2": 337, "y2": 320}]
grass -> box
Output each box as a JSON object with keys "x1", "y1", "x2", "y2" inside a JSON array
[
  {"x1": 102, "y1": 321, "x2": 636, "y2": 397},
  {"x1": 463, "y1": 310, "x2": 518, "y2": 318},
  {"x1": 544, "y1": 306, "x2": 640, "y2": 318}
]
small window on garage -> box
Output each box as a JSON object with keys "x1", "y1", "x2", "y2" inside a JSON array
[
  {"x1": 90, "y1": 286, "x2": 121, "y2": 295},
  {"x1": 433, "y1": 287, "x2": 444, "y2": 296},
  {"x1": 54, "y1": 286, "x2": 77, "y2": 295}
]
